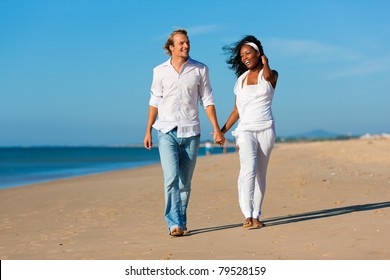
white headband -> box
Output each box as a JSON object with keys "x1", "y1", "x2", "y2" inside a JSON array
[{"x1": 244, "y1": 42, "x2": 259, "y2": 52}]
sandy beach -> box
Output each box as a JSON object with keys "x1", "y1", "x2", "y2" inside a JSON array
[{"x1": 0, "y1": 139, "x2": 389, "y2": 260}]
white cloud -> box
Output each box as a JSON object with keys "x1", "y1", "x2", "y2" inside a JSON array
[
  {"x1": 185, "y1": 24, "x2": 223, "y2": 35},
  {"x1": 267, "y1": 38, "x2": 390, "y2": 78},
  {"x1": 330, "y1": 56, "x2": 390, "y2": 78},
  {"x1": 267, "y1": 38, "x2": 360, "y2": 63},
  {"x1": 155, "y1": 24, "x2": 223, "y2": 41}
]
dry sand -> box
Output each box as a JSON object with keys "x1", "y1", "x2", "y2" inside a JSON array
[{"x1": 1, "y1": 139, "x2": 389, "y2": 260}]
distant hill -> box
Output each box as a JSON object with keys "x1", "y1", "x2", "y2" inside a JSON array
[
  {"x1": 279, "y1": 129, "x2": 355, "y2": 141},
  {"x1": 290, "y1": 129, "x2": 341, "y2": 139}
]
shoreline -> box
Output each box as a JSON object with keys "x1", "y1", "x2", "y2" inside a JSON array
[
  {"x1": 0, "y1": 160, "x2": 161, "y2": 190},
  {"x1": 1, "y1": 139, "x2": 389, "y2": 260},
  {"x1": 0, "y1": 146, "x2": 236, "y2": 190}
]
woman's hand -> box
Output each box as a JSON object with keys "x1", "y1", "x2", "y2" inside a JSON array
[{"x1": 261, "y1": 55, "x2": 269, "y2": 66}]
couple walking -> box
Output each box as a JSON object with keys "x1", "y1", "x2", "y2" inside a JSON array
[{"x1": 144, "y1": 29, "x2": 278, "y2": 236}]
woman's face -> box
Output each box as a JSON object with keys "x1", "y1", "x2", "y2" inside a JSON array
[{"x1": 240, "y1": 45, "x2": 260, "y2": 69}]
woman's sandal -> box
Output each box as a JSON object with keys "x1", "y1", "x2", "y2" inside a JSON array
[
  {"x1": 251, "y1": 218, "x2": 265, "y2": 229},
  {"x1": 243, "y1": 218, "x2": 253, "y2": 228}
]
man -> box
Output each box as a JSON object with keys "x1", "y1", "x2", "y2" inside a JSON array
[{"x1": 144, "y1": 29, "x2": 225, "y2": 236}]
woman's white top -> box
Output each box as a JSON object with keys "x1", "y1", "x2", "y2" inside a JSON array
[{"x1": 232, "y1": 69, "x2": 275, "y2": 136}]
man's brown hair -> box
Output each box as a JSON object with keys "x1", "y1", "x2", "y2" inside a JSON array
[{"x1": 163, "y1": 29, "x2": 188, "y2": 56}]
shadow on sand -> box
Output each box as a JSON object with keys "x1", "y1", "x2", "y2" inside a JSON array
[{"x1": 187, "y1": 201, "x2": 390, "y2": 236}]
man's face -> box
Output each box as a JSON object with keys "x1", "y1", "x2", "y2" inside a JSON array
[{"x1": 170, "y1": 33, "x2": 190, "y2": 59}]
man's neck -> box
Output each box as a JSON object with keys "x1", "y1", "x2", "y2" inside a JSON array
[{"x1": 170, "y1": 56, "x2": 188, "y2": 73}]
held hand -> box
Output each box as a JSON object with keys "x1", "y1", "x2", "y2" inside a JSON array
[{"x1": 212, "y1": 130, "x2": 225, "y2": 146}]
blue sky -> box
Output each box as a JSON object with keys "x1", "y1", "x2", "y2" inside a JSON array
[{"x1": 1, "y1": 0, "x2": 389, "y2": 146}]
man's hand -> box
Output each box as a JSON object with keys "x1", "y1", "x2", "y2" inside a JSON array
[
  {"x1": 213, "y1": 130, "x2": 225, "y2": 146},
  {"x1": 144, "y1": 133, "x2": 153, "y2": 150}
]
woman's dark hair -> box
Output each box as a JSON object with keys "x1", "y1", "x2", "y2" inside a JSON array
[{"x1": 223, "y1": 35, "x2": 264, "y2": 77}]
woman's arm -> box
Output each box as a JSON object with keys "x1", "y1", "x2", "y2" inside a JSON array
[
  {"x1": 221, "y1": 99, "x2": 239, "y2": 134},
  {"x1": 262, "y1": 55, "x2": 278, "y2": 89}
]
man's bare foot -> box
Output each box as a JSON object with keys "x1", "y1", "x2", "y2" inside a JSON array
[
  {"x1": 243, "y1": 218, "x2": 253, "y2": 228},
  {"x1": 251, "y1": 218, "x2": 264, "y2": 228},
  {"x1": 170, "y1": 228, "x2": 183, "y2": 236}
]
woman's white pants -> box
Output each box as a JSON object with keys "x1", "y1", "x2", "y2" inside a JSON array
[{"x1": 235, "y1": 127, "x2": 275, "y2": 219}]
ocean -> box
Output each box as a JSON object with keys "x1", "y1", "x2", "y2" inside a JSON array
[{"x1": 0, "y1": 146, "x2": 235, "y2": 189}]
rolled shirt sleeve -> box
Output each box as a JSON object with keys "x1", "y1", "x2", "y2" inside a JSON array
[
  {"x1": 149, "y1": 67, "x2": 162, "y2": 108},
  {"x1": 198, "y1": 65, "x2": 215, "y2": 109}
]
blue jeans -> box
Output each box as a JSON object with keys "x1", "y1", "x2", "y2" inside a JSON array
[{"x1": 158, "y1": 130, "x2": 200, "y2": 232}]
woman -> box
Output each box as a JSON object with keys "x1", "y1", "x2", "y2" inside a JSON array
[{"x1": 221, "y1": 35, "x2": 278, "y2": 228}]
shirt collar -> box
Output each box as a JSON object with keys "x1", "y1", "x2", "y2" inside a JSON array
[{"x1": 162, "y1": 57, "x2": 194, "y2": 67}]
